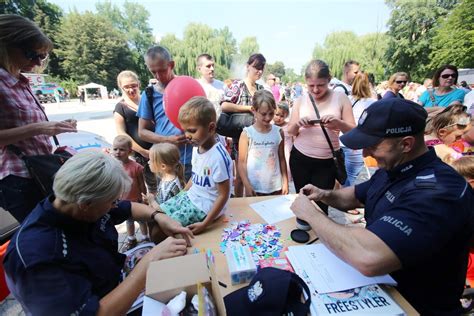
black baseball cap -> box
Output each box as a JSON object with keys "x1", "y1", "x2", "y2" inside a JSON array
[
  {"x1": 224, "y1": 267, "x2": 311, "y2": 316},
  {"x1": 340, "y1": 98, "x2": 428, "y2": 149}
]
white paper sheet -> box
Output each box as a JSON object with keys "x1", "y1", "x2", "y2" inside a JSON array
[
  {"x1": 249, "y1": 194, "x2": 296, "y2": 224},
  {"x1": 141, "y1": 296, "x2": 166, "y2": 315},
  {"x1": 288, "y1": 244, "x2": 397, "y2": 294}
]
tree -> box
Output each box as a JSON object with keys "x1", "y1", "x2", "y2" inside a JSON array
[
  {"x1": 357, "y1": 33, "x2": 389, "y2": 83},
  {"x1": 55, "y1": 11, "x2": 133, "y2": 90},
  {"x1": 238, "y1": 37, "x2": 260, "y2": 62},
  {"x1": 95, "y1": 1, "x2": 155, "y2": 87},
  {"x1": 159, "y1": 22, "x2": 237, "y2": 79},
  {"x1": 282, "y1": 68, "x2": 302, "y2": 84},
  {"x1": 266, "y1": 61, "x2": 286, "y2": 79},
  {"x1": 429, "y1": 0, "x2": 474, "y2": 70},
  {"x1": 384, "y1": 0, "x2": 457, "y2": 82},
  {"x1": 310, "y1": 31, "x2": 389, "y2": 83},
  {"x1": 312, "y1": 31, "x2": 360, "y2": 79}
]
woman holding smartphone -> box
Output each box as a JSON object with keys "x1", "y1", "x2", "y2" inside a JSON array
[{"x1": 287, "y1": 60, "x2": 355, "y2": 214}]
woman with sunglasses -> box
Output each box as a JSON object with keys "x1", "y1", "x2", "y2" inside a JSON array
[
  {"x1": 419, "y1": 65, "x2": 466, "y2": 108},
  {"x1": 424, "y1": 104, "x2": 471, "y2": 163},
  {"x1": 0, "y1": 14, "x2": 77, "y2": 223},
  {"x1": 382, "y1": 72, "x2": 408, "y2": 99},
  {"x1": 220, "y1": 53, "x2": 266, "y2": 197}
]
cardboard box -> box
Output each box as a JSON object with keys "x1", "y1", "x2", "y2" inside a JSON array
[{"x1": 146, "y1": 252, "x2": 226, "y2": 315}]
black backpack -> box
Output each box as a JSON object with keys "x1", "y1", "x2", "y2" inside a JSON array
[{"x1": 145, "y1": 85, "x2": 154, "y2": 107}]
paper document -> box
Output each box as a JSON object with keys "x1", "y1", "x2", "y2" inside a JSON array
[
  {"x1": 142, "y1": 296, "x2": 166, "y2": 315},
  {"x1": 250, "y1": 194, "x2": 296, "y2": 224},
  {"x1": 288, "y1": 244, "x2": 397, "y2": 293}
]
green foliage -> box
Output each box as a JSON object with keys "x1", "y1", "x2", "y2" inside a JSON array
[
  {"x1": 282, "y1": 68, "x2": 302, "y2": 84},
  {"x1": 384, "y1": 0, "x2": 457, "y2": 82},
  {"x1": 311, "y1": 31, "x2": 388, "y2": 83},
  {"x1": 55, "y1": 10, "x2": 133, "y2": 90},
  {"x1": 313, "y1": 31, "x2": 359, "y2": 79},
  {"x1": 357, "y1": 33, "x2": 389, "y2": 83},
  {"x1": 429, "y1": 0, "x2": 474, "y2": 70},
  {"x1": 266, "y1": 61, "x2": 286, "y2": 79},
  {"x1": 159, "y1": 23, "x2": 237, "y2": 78},
  {"x1": 95, "y1": 1, "x2": 155, "y2": 87},
  {"x1": 237, "y1": 37, "x2": 260, "y2": 63}
]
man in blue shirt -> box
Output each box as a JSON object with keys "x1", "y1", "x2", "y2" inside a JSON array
[
  {"x1": 291, "y1": 98, "x2": 474, "y2": 315},
  {"x1": 138, "y1": 46, "x2": 192, "y2": 180}
]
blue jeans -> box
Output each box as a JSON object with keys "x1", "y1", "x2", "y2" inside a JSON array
[
  {"x1": 0, "y1": 175, "x2": 44, "y2": 223},
  {"x1": 342, "y1": 147, "x2": 364, "y2": 187}
]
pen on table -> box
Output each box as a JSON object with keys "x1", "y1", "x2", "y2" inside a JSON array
[{"x1": 307, "y1": 237, "x2": 319, "y2": 245}]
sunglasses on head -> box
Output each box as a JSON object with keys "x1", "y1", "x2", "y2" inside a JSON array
[
  {"x1": 444, "y1": 115, "x2": 471, "y2": 129},
  {"x1": 440, "y1": 73, "x2": 457, "y2": 79},
  {"x1": 396, "y1": 80, "x2": 407, "y2": 84},
  {"x1": 23, "y1": 49, "x2": 49, "y2": 62}
]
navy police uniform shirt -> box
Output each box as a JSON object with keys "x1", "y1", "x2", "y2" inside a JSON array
[
  {"x1": 355, "y1": 148, "x2": 474, "y2": 315},
  {"x1": 3, "y1": 196, "x2": 132, "y2": 316}
]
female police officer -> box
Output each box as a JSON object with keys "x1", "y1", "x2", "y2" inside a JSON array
[{"x1": 3, "y1": 151, "x2": 193, "y2": 315}]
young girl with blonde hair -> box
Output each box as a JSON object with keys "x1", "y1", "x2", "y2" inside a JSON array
[{"x1": 147, "y1": 143, "x2": 185, "y2": 204}]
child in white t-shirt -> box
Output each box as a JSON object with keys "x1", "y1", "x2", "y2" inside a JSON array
[
  {"x1": 238, "y1": 90, "x2": 289, "y2": 196},
  {"x1": 148, "y1": 97, "x2": 232, "y2": 235}
]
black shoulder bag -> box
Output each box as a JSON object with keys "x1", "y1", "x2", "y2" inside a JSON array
[
  {"x1": 308, "y1": 94, "x2": 347, "y2": 184},
  {"x1": 7, "y1": 91, "x2": 72, "y2": 198},
  {"x1": 216, "y1": 83, "x2": 255, "y2": 138}
]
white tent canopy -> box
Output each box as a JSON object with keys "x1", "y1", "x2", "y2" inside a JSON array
[{"x1": 78, "y1": 82, "x2": 108, "y2": 100}]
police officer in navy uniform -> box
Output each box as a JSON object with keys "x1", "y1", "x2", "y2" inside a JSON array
[
  {"x1": 3, "y1": 151, "x2": 193, "y2": 315},
  {"x1": 291, "y1": 98, "x2": 474, "y2": 315}
]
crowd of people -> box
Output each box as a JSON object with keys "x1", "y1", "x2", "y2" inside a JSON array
[{"x1": 1, "y1": 14, "x2": 474, "y2": 315}]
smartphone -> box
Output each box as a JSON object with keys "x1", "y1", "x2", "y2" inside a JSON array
[{"x1": 308, "y1": 119, "x2": 321, "y2": 125}]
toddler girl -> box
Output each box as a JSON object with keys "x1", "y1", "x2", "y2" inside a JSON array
[
  {"x1": 147, "y1": 143, "x2": 185, "y2": 204},
  {"x1": 238, "y1": 90, "x2": 289, "y2": 196},
  {"x1": 144, "y1": 143, "x2": 185, "y2": 242}
]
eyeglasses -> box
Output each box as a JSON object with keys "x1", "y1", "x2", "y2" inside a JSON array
[
  {"x1": 440, "y1": 73, "x2": 457, "y2": 79},
  {"x1": 395, "y1": 80, "x2": 407, "y2": 84},
  {"x1": 23, "y1": 49, "x2": 49, "y2": 62},
  {"x1": 122, "y1": 84, "x2": 139, "y2": 90}
]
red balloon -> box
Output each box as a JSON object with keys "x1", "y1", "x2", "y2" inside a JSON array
[{"x1": 164, "y1": 76, "x2": 206, "y2": 130}]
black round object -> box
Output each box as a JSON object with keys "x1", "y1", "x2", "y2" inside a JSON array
[{"x1": 291, "y1": 229, "x2": 310, "y2": 243}]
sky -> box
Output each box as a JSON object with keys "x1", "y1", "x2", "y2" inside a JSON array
[{"x1": 49, "y1": 0, "x2": 391, "y2": 72}]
